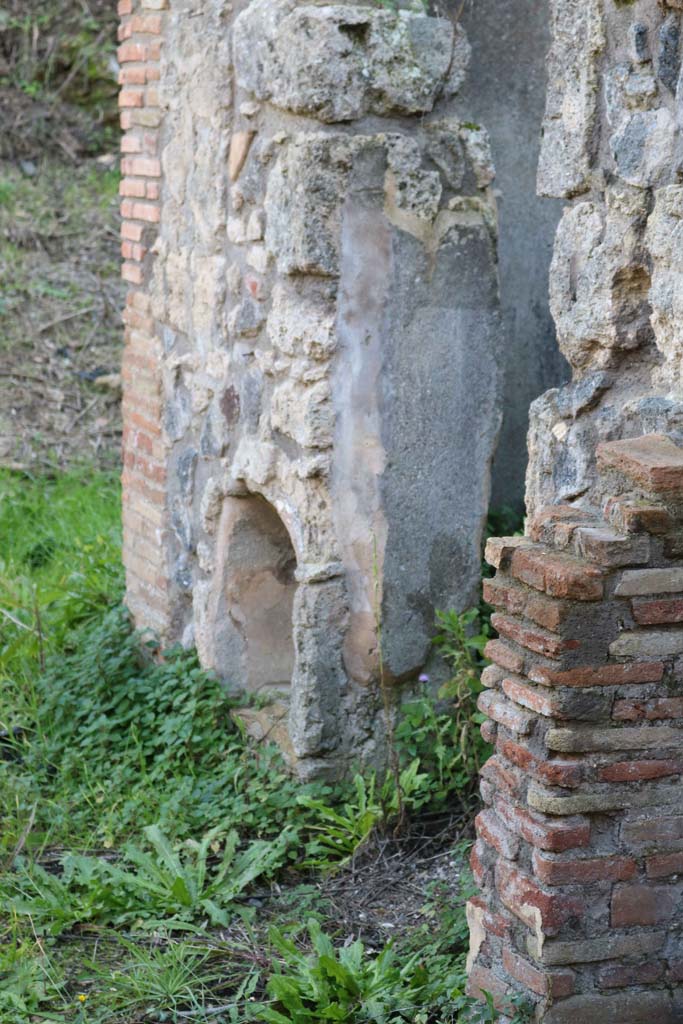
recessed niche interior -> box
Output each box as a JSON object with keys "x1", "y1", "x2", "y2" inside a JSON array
[{"x1": 223, "y1": 495, "x2": 297, "y2": 694}]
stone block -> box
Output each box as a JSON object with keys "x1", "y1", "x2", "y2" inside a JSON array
[
  {"x1": 614, "y1": 567, "x2": 683, "y2": 596},
  {"x1": 537, "y1": 0, "x2": 605, "y2": 198},
  {"x1": 233, "y1": 0, "x2": 456, "y2": 122},
  {"x1": 609, "y1": 629, "x2": 683, "y2": 658},
  {"x1": 546, "y1": 725, "x2": 683, "y2": 753},
  {"x1": 528, "y1": 930, "x2": 666, "y2": 966},
  {"x1": 544, "y1": 991, "x2": 678, "y2": 1024}
]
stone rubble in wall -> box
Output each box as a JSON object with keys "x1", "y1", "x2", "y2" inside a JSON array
[
  {"x1": 469, "y1": 433, "x2": 683, "y2": 1021},
  {"x1": 527, "y1": 0, "x2": 683, "y2": 518},
  {"x1": 120, "y1": 0, "x2": 504, "y2": 776}
]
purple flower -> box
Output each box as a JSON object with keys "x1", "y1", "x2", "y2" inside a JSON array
[{"x1": 419, "y1": 673, "x2": 430, "y2": 684}]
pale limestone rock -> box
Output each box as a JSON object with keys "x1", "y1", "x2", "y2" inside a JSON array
[
  {"x1": 267, "y1": 284, "x2": 336, "y2": 362},
  {"x1": 271, "y1": 379, "x2": 334, "y2": 450},
  {"x1": 549, "y1": 189, "x2": 652, "y2": 371},
  {"x1": 265, "y1": 134, "x2": 352, "y2": 276},
  {"x1": 537, "y1": 0, "x2": 605, "y2": 198},
  {"x1": 233, "y1": 0, "x2": 455, "y2": 122},
  {"x1": 646, "y1": 185, "x2": 683, "y2": 384}
]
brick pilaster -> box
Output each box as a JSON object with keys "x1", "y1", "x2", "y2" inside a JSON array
[
  {"x1": 469, "y1": 434, "x2": 683, "y2": 1023},
  {"x1": 118, "y1": 0, "x2": 171, "y2": 635}
]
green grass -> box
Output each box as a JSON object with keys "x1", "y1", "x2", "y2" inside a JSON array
[{"x1": 0, "y1": 468, "x2": 529, "y2": 1024}]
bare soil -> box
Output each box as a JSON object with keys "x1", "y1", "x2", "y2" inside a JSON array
[{"x1": 0, "y1": 153, "x2": 124, "y2": 471}]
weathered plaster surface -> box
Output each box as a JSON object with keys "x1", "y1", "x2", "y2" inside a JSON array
[{"x1": 459, "y1": 0, "x2": 567, "y2": 511}]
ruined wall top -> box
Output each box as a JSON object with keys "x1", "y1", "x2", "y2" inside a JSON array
[{"x1": 527, "y1": 0, "x2": 683, "y2": 517}]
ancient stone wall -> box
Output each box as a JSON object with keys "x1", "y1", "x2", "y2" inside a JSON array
[
  {"x1": 527, "y1": 0, "x2": 683, "y2": 517},
  {"x1": 117, "y1": 0, "x2": 505, "y2": 776}
]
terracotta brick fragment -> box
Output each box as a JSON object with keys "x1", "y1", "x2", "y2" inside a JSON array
[
  {"x1": 497, "y1": 735, "x2": 582, "y2": 787},
  {"x1": 132, "y1": 201, "x2": 161, "y2": 223},
  {"x1": 119, "y1": 88, "x2": 145, "y2": 108},
  {"x1": 491, "y1": 613, "x2": 576, "y2": 659},
  {"x1": 502, "y1": 947, "x2": 575, "y2": 998},
  {"x1": 597, "y1": 434, "x2": 683, "y2": 494},
  {"x1": 502, "y1": 676, "x2": 608, "y2": 721},
  {"x1": 118, "y1": 42, "x2": 147, "y2": 63},
  {"x1": 646, "y1": 851, "x2": 683, "y2": 878},
  {"x1": 574, "y1": 526, "x2": 650, "y2": 568},
  {"x1": 467, "y1": 896, "x2": 511, "y2": 938},
  {"x1": 121, "y1": 221, "x2": 144, "y2": 242},
  {"x1": 496, "y1": 860, "x2": 584, "y2": 936},
  {"x1": 466, "y1": 965, "x2": 511, "y2": 1013},
  {"x1": 611, "y1": 883, "x2": 679, "y2": 927},
  {"x1": 483, "y1": 577, "x2": 573, "y2": 630},
  {"x1": 480, "y1": 755, "x2": 522, "y2": 797},
  {"x1": 484, "y1": 535, "x2": 530, "y2": 570},
  {"x1": 121, "y1": 156, "x2": 161, "y2": 177},
  {"x1": 484, "y1": 639, "x2": 524, "y2": 674},
  {"x1": 528, "y1": 504, "x2": 595, "y2": 548},
  {"x1": 122, "y1": 261, "x2": 144, "y2": 284},
  {"x1": 598, "y1": 961, "x2": 664, "y2": 989},
  {"x1": 131, "y1": 13, "x2": 162, "y2": 32},
  {"x1": 529, "y1": 662, "x2": 664, "y2": 687},
  {"x1": 599, "y1": 758, "x2": 683, "y2": 782},
  {"x1": 120, "y1": 66, "x2": 147, "y2": 86},
  {"x1": 525, "y1": 592, "x2": 569, "y2": 632},
  {"x1": 613, "y1": 697, "x2": 683, "y2": 721},
  {"x1": 532, "y1": 850, "x2": 637, "y2": 885},
  {"x1": 509, "y1": 546, "x2": 604, "y2": 601},
  {"x1": 494, "y1": 796, "x2": 590, "y2": 852},
  {"x1": 478, "y1": 690, "x2": 535, "y2": 735},
  {"x1": 482, "y1": 577, "x2": 526, "y2": 615},
  {"x1": 632, "y1": 597, "x2": 683, "y2": 624},
  {"x1": 622, "y1": 815, "x2": 683, "y2": 846},
  {"x1": 120, "y1": 177, "x2": 146, "y2": 198},
  {"x1": 502, "y1": 676, "x2": 557, "y2": 717},
  {"x1": 605, "y1": 496, "x2": 673, "y2": 535},
  {"x1": 475, "y1": 809, "x2": 520, "y2": 860}
]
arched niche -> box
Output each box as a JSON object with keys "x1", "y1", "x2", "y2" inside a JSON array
[{"x1": 215, "y1": 494, "x2": 297, "y2": 694}]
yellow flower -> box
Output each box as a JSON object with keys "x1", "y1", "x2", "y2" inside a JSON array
[{"x1": 78, "y1": 994, "x2": 88, "y2": 1003}]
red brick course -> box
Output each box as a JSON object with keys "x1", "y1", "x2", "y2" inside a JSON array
[{"x1": 470, "y1": 437, "x2": 683, "y2": 1018}]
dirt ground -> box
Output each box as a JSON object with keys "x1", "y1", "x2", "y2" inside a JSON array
[
  {"x1": 0, "y1": 0, "x2": 122, "y2": 472},
  {"x1": 0, "y1": 153, "x2": 124, "y2": 471}
]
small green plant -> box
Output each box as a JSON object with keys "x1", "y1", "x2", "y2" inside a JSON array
[
  {"x1": 392, "y1": 608, "x2": 491, "y2": 810},
  {"x1": 299, "y1": 760, "x2": 428, "y2": 870},
  {"x1": 254, "y1": 919, "x2": 426, "y2": 1023},
  {"x1": 2, "y1": 825, "x2": 293, "y2": 935},
  {"x1": 84, "y1": 937, "x2": 227, "y2": 1017}
]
